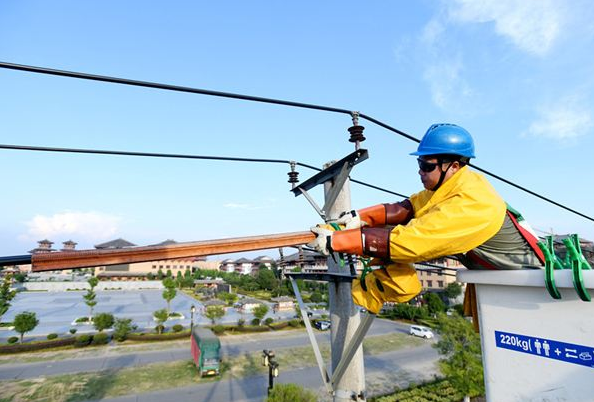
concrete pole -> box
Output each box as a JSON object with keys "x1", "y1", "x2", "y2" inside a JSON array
[{"x1": 324, "y1": 162, "x2": 366, "y2": 402}]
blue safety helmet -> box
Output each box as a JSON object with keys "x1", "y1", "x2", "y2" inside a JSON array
[{"x1": 410, "y1": 124, "x2": 475, "y2": 159}]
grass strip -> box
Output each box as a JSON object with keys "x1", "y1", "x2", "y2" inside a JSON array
[{"x1": 0, "y1": 333, "x2": 427, "y2": 402}]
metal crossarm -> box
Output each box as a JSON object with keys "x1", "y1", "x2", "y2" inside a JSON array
[
  {"x1": 291, "y1": 149, "x2": 368, "y2": 195},
  {"x1": 286, "y1": 272, "x2": 357, "y2": 283}
]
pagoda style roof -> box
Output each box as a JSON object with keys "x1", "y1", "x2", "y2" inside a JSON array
[
  {"x1": 151, "y1": 239, "x2": 178, "y2": 246},
  {"x1": 94, "y1": 238, "x2": 137, "y2": 249}
]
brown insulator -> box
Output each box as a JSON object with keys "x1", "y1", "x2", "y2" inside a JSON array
[
  {"x1": 287, "y1": 171, "x2": 299, "y2": 184},
  {"x1": 348, "y1": 125, "x2": 366, "y2": 143}
]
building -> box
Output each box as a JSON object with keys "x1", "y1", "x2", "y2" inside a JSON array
[
  {"x1": 236, "y1": 298, "x2": 263, "y2": 313},
  {"x1": 271, "y1": 296, "x2": 295, "y2": 312},
  {"x1": 219, "y1": 256, "x2": 275, "y2": 275},
  {"x1": 414, "y1": 257, "x2": 464, "y2": 292}
]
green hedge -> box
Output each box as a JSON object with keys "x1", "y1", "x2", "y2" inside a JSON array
[
  {"x1": 0, "y1": 337, "x2": 76, "y2": 354},
  {"x1": 127, "y1": 330, "x2": 191, "y2": 341},
  {"x1": 372, "y1": 380, "x2": 464, "y2": 402}
]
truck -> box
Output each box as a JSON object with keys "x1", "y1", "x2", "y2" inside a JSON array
[{"x1": 190, "y1": 327, "x2": 221, "y2": 377}]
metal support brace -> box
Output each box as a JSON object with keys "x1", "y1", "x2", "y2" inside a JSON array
[
  {"x1": 289, "y1": 276, "x2": 333, "y2": 393},
  {"x1": 299, "y1": 187, "x2": 326, "y2": 220},
  {"x1": 330, "y1": 312, "x2": 375, "y2": 387}
]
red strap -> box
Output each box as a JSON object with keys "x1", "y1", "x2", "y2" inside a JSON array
[{"x1": 506, "y1": 210, "x2": 545, "y2": 264}]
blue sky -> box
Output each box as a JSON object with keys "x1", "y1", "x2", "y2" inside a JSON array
[{"x1": 1, "y1": 1, "x2": 593, "y2": 258}]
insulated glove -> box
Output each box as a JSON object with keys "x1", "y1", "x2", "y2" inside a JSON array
[
  {"x1": 307, "y1": 224, "x2": 338, "y2": 255},
  {"x1": 336, "y1": 210, "x2": 367, "y2": 230}
]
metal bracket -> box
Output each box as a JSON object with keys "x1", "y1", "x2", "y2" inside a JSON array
[
  {"x1": 285, "y1": 272, "x2": 357, "y2": 283},
  {"x1": 291, "y1": 149, "x2": 368, "y2": 221}
]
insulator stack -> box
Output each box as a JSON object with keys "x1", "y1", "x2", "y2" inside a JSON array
[
  {"x1": 348, "y1": 125, "x2": 366, "y2": 144},
  {"x1": 287, "y1": 161, "x2": 299, "y2": 186}
]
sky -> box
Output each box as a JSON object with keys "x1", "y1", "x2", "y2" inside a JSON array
[{"x1": 1, "y1": 0, "x2": 594, "y2": 259}]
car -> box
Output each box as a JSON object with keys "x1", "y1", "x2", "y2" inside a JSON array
[
  {"x1": 314, "y1": 320, "x2": 331, "y2": 331},
  {"x1": 410, "y1": 325, "x2": 434, "y2": 339}
]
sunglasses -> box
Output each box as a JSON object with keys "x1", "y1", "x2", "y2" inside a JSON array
[{"x1": 417, "y1": 158, "x2": 441, "y2": 173}]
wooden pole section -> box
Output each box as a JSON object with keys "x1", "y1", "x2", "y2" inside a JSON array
[{"x1": 31, "y1": 231, "x2": 315, "y2": 272}]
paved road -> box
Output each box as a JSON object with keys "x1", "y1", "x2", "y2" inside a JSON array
[
  {"x1": 0, "y1": 319, "x2": 411, "y2": 380},
  {"x1": 79, "y1": 346, "x2": 439, "y2": 402}
]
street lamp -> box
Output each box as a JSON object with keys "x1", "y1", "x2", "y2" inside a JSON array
[
  {"x1": 190, "y1": 304, "x2": 196, "y2": 330},
  {"x1": 262, "y1": 349, "x2": 280, "y2": 395}
]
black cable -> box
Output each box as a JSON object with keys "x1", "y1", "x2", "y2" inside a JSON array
[
  {"x1": 0, "y1": 143, "x2": 407, "y2": 198},
  {"x1": 0, "y1": 61, "x2": 590, "y2": 222}
]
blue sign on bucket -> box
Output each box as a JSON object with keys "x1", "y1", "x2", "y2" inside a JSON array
[{"x1": 495, "y1": 330, "x2": 594, "y2": 369}]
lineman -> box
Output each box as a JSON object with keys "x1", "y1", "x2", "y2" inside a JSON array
[{"x1": 308, "y1": 123, "x2": 544, "y2": 314}]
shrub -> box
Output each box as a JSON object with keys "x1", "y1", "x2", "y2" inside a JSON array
[
  {"x1": 288, "y1": 319, "x2": 301, "y2": 328},
  {"x1": 93, "y1": 313, "x2": 115, "y2": 332},
  {"x1": 47, "y1": 333, "x2": 58, "y2": 340},
  {"x1": 264, "y1": 317, "x2": 274, "y2": 325},
  {"x1": 237, "y1": 318, "x2": 245, "y2": 327},
  {"x1": 113, "y1": 318, "x2": 133, "y2": 342},
  {"x1": 251, "y1": 318, "x2": 260, "y2": 326},
  {"x1": 266, "y1": 383, "x2": 317, "y2": 402},
  {"x1": 172, "y1": 324, "x2": 184, "y2": 333},
  {"x1": 91, "y1": 332, "x2": 110, "y2": 345},
  {"x1": 75, "y1": 334, "x2": 92, "y2": 347},
  {"x1": 75, "y1": 317, "x2": 90, "y2": 323},
  {"x1": 7, "y1": 337, "x2": 18, "y2": 344},
  {"x1": 155, "y1": 324, "x2": 165, "y2": 334},
  {"x1": 212, "y1": 325, "x2": 225, "y2": 335},
  {"x1": 69, "y1": 328, "x2": 77, "y2": 335}
]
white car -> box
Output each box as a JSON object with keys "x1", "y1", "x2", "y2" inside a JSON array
[{"x1": 410, "y1": 325, "x2": 434, "y2": 339}]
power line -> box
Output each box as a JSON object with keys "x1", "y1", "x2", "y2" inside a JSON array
[
  {"x1": 0, "y1": 61, "x2": 591, "y2": 222},
  {"x1": 0, "y1": 143, "x2": 408, "y2": 198}
]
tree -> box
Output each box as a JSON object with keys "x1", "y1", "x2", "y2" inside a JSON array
[
  {"x1": 310, "y1": 291, "x2": 323, "y2": 304},
  {"x1": 252, "y1": 304, "x2": 269, "y2": 325},
  {"x1": 217, "y1": 291, "x2": 238, "y2": 306},
  {"x1": 266, "y1": 383, "x2": 316, "y2": 402},
  {"x1": 256, "y1": 267, "x2": 278, "y2": 290},
  {"x1": 13, "y1": 311, "x2": 38, "y2": 343},
  {"x1": 162, "y1": 278, "x2": 177, "y2": 313},
  {"x1": 113, "y1": 318, "x2": 134, "y2": 341},
  {"x1": 157, "y1": 268, "x2": 164, "y2": 280},
  {"x1": 93, "y1": 312, "x2": 115, "y2": 332},
  {"x1": 434, "y1": 313, "x2": 484, "y2": 401},
  {"x1": 205, "y1": 305, "x2": 225, "y2": 324},
  {"x1": 444, "y1": 282, "x2": 463, "y2": 300},
  {"x1": 0, "y1": 274, "x2": 16, "y2": 323},
  {"x1": 423, "y1": 292, "x2": 446, "y2": 315},
  {"x1": 84, "y1": 277, "x2": 99, "y2": 320},
  {"x1": 153, "y1": 309, "x2": 169, "y2": 333}
]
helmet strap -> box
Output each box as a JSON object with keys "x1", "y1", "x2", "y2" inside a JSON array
[{"x1": 431, "y1": 161, "x2": 454, "y2": 191}]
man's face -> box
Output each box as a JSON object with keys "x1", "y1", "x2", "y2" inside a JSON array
[{"x1": 417, "y1": 156, "x2": 459, "y2": 190}]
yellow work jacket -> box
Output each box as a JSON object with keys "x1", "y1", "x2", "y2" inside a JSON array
[{"x1": 388, "y1": 166, "x2": 506, "y2": 263}]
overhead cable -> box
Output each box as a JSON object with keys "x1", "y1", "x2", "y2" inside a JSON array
[
  {"x1": 0, "y1": 143, "x2": 408, "y2": 198},
  {"x1": 0, "y1": 61, "x2": 591, "y2": 222}
]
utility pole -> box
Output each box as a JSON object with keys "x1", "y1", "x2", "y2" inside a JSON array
[{"x1": 324, "y1": 162, "x2": 366, "y2": 402}]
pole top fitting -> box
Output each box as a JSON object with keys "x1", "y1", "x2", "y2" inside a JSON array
[
  {"x1": 351, "y1": 111, "x2": 359, "y2": 126},
  {"x1": 288, "y1": 161, "x2": 299, "y2": 187}
]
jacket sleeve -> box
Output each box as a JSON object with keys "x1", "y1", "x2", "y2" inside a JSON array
[{"x1": 387, "y1": 192, "x2": 506, "y2": 263}]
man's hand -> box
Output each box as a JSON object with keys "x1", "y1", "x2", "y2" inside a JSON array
[
  {"x1": 307, "y1": 225, "x2": 334, "y2": 256},
  {"x1": 336, "y1": 210, "x2": 368, "y2": 230}
]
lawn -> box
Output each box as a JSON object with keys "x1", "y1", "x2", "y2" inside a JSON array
[{"x1": 0, "y1": 332, "x2": 425, "y2": 402}]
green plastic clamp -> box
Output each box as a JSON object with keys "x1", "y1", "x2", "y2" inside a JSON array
[
  {"x1": 563, "y1": 234, "x2": 591, "y2": 302},
  {"x1": 359, "y1": 258, "x2": 372, "y2": 292},
  {"x1": 538, "y1": 236, "x2": 562, "y2": 300}
]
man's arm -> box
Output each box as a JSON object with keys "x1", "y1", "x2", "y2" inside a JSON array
[{"x1": 338, "y1": 200, "x2": 414, "y2": 228}]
